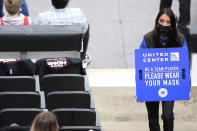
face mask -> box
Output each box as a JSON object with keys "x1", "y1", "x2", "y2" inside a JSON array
[{"x1": 157, "y1": 23, "x2": 172, "y2": 34}]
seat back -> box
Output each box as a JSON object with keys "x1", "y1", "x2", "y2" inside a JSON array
[
  {"x1": 0, "y1": 25, "x2": 82, "y2": 52},
  {"x1": 46, "y1": 91, "x2": 91, "y2": 110},
  {"x1": 41, "y1": 74, "x2": 85, "y2": 93},
  {"x1": 52, "y1": 108, "x2": 96, "y2": 126},
  {"x1": 0, "y1": 25, "x2": 83, "y2": 59},
  {"x1": 0, "y1": 92, "x2": 41, "y2": 110},
  {"x1": 0, "y1": 76, "x2": 36, "y2": 92},
  {"x1": 0, "y1": 126, "x2": 30, "y2": 131},
  {"x1": 60, "y1": 126, "x2": 102, "y2": 131},
  {"x1": 0, "y1": 108, "x2": 42, "y2": 127}
]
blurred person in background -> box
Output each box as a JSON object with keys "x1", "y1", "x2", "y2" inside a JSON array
[
  {"x1": 0, "y1": 0, "x2": 29, "y2": 17},
  {"x1": 0, "y1": 0, "x2": 31, "y2": 25},
  {"x1": 33, "y1": 0, "x2": 90, "y2": 65},
  {"x1": 160, "y1": 0, "x2": 192, "y2": 67},
  {"x1": 160, "y1": 0, "x2": 191, "y2": 37}
]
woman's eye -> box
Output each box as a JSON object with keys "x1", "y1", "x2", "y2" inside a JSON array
[{"x1": 159, "y1": 19, "x2": 164, "y2": 23}]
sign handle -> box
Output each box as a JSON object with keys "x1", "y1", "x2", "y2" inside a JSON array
[
  {"x1": 182, "y1": 68, "x2": 186, "y2": 79},
  {"x1": 139, "y1": 70, "x2": 142, "y2": 81}
]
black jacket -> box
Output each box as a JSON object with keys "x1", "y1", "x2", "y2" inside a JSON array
[
  {"x1": 144, "y1": 31, "x2": 185, "y2": 48},
  {"x1": 35, "y1": 57, "x2": 85, "y2": 78},
  {"x1": 0, "y1": 58, "x2": 35, "y2": 76}
]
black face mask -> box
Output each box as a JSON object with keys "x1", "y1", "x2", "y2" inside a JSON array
[{"x1": 157, "y1": 23, "x2": 172, "y2": 34}]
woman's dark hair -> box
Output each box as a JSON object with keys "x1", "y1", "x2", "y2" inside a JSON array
[
  {"x1": 153, "y1": 8, "x2": 181, "y2": 48},
  {"x1": 51, "y1": 0, "x2": 69, "y2": 9}
]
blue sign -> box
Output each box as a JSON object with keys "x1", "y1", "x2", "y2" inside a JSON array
[{"x1": 135, "y1": 48, "x2": 190, "y2": 102}]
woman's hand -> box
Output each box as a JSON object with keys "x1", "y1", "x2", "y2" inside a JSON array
[
  {"x1": 135, "y1": 95, "x2": 144, "y2": 103},
  {"x1": 184, "y1": 92, "x2": 192, "y2": 104}
]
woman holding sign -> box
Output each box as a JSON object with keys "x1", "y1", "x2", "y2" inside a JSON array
[{"x1": 139, "y1": 8, "x2": 188, "y2": 131}]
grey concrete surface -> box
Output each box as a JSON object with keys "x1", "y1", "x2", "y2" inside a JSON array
[
  {"x1": 15, "y1": 0, "x2": 196, "y2": 68},
  {"x1": 92, "y1": 87, "x2": 197, "y2": 131}
]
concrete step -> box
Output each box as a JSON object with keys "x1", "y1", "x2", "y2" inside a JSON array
[
  {"x1": 102, "y1": 121, "x2": 197, "y2": 131},
  {"x1": 91, "y1": 87, "x2": 197, "y2": 131}
]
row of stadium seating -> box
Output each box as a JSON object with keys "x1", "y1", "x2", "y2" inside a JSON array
[
  {"x1": 0, "y1": 26, "x2": 103, "y2": 131},
  {"x1": 0, "y1": 71, "x2": 102, "y2": 130},
  {"x1": 0, "y1": 75, "x2": 93, "y2": 109}
]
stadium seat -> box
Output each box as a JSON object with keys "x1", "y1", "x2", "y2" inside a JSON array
[
  {"x1": 0, "y1": 92, "x2": 41, "y2": 110},
  {"x1": 46, "y1": 91, "x2": 93, "y2": 110},
  {"x1": 52, "y1": 108, "x2": 97, "y2": 127},
  {"x1": 0, "y1": 126, "x2": 30, "y2": 131},
  {"x1": 41, "y1": 74, "x2": 89, "y2": 92},
  {"x1": 0, "y1": 76, "x2": 36, "y2": 92},
  {"x1": 0, "y1": 25, "x2": 83, "y2": 59},
  {"x1": 60, "y1": 126, "x2": 102, "y2": 131},
  {"x1": 0, "y1": 126, "x2": 103, "y2": 131},
  {"x1": 0, "y1": 108, "x2": 43, "y2": 128}
]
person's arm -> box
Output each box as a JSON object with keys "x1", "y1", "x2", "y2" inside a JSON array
[{"x1": 139, "y1": 38, "x2": 147, "y2": 49}]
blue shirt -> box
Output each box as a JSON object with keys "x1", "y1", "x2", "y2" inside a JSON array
[{"x1": 33, "y1": 8, "x2": 88, "y2": 34}]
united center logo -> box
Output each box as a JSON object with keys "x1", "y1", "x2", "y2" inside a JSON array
[
  {"x1": 170, "y1": 52, "x2": 179, "y2": 61},
  {"x1": 158, "y1": 88, "x2": 168, "y2": 98}
]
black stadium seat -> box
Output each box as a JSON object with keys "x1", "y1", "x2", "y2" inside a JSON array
[
  {"x1": 52, "y1": 108, "x2": 96, "y2": 127},
  {"x1": 41, "y1": 74, "x2": 86, "y2": 92},
  {"x1": 0, "y1": 126, "x2": 103, "y2": 131},
  {"x1": 0, "y1": 126, "x2": 30, "y2": 131},
  {"x1": 0, "y1": 25, "x2": 83, "y2": 52},
  {"x1": 0, "y1": 76, "x2": 36, "y2": 92},
  {"x1": 0, "y1": 25, "x2": 83, "y2": 59},
  {"x1": 60, "y1": 126, "x2": 102, "y2": 131},
  {"x1": 46, "y1": 91, "x2": 91, "y2": 110},
  {"x1": 0, "y1": 108, "x2": 43, "y2": 128},
  {"x1": 0, "y1": 92, "x2": 41, "y2": 110}
]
